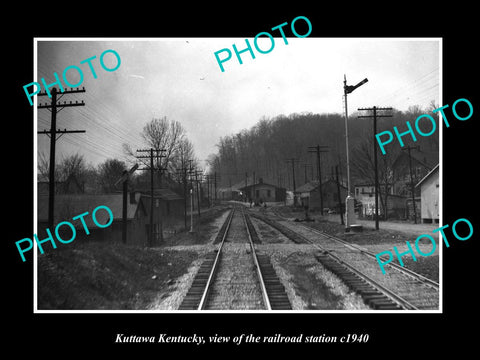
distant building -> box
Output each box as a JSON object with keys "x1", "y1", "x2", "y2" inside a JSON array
[
  {"x1": 354, "y1": 183, "x2": 407, "y2": 219},
  {"x1": 37, "y1": 192, "x2": 149, "y2": 246},
  {"x1": 294, "y1": 179, "x2": 347, "y2": 211},
  {"x1": 415, "y1": 164, "x2": 439, "y2": 223},
  {"x1": 391, "y1": 152, "x2": 435, "y2": 196},
  {"x1": 140, "y1": 188, "x2": 185, "y2": 233},
  {"x1": 239, "y1": 178, "x2": 286, "y2": 204},
  {"x1": 37, "y1": 174, "x2": 85, "y2": 195}
]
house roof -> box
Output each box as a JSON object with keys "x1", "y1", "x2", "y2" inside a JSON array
[
  {"x1": 415, "y1": 164, "x2": 439, "y2": 188},
  {"x1": 295, "y1": 179, "x2": 347, "y2": 193},
  {"x1": 238, "y1": 181, "x2": 284, "y2": 191},
  {"x1": 152, "y1": 188, "x2": 183, "y2": 201},
  {"x1": 37, "y1": 193, "x2": 145, "y2": 228},
  {"x1": 392, "y1": 152, "x2": 433, "y2": 171},
  {"x1": 295, "y1": 180, "x2": 320, "y2": 193}
]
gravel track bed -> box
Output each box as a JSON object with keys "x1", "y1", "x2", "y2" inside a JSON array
[
  {"x1": 255, "y1": 244, "x2": 370, "y2": 310},
  {"x1": 250, "y1": 217, "x2": 292, "y2": 244},
  {"x1": 277, "y1": 220, "x2": 439, "y2": 310},
  {"x1": 206, "y1": 243, "x2": 265, "y2": 310}
]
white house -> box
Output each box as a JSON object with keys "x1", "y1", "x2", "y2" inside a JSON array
[{"x1": 415, "y1": 164, "x2": 439, "y2": 223}]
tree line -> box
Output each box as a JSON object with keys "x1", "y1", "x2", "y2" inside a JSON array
[{"x1": 207, "y1": 103, "x2": 439, "y2": 192}]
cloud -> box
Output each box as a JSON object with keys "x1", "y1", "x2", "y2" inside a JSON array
[{"x1": 128, "y1": 74, "x2": 145, "y2": 80}]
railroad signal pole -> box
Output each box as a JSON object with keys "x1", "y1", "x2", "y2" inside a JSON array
[
  {"x1": 308, "y1": 145, "x2": 329, "y2": 215},
  {"x1": 403, "y1": 145, "x2": 420, "y2": 224},
  {"x1": 358, "y1": 106, "x2": 393, "y2": 230},
  {"x1": 285, "y1": 159, "x2": 300, "y2": 206},
  {"x1": 37, "y1": 87, "x2": 86, "y2": 229},
  {"x1": 136, "y1": 148, "x2": 166, "y2": 246},
  {"x1": 343, "y1": 75, "x2": 368, "y2": 231}
]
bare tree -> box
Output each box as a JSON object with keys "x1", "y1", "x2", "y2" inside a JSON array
[
  {"x1": 141, "y1": 117, "x2": 186, "y2": 172},
  {"x1": 98, "y1": 158, "x2": 127, "y2": 193},
  {"x1": 351, "y1": 137, "x2": 396, "y2": 219}
]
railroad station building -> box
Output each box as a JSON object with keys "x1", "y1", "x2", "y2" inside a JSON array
[{"x1": 238, "y1": 178, "x2": 286, "y2": 204}]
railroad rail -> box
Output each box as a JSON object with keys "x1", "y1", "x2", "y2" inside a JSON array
[
  {"x1": 296, "y1": 222, "x2": 439, "y2": 290},
  {"x1": 250, "y1": 211, "x2": 439, "y2": 310},
  {"x1": 179, "y1": 206, "x2": 291, "y2": 310}
]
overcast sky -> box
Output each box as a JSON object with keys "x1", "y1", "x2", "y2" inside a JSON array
[{"x1": 36, "y1": 38, "x2": 440, "y2": 171}]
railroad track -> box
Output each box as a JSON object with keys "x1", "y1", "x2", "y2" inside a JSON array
[
  {"x1": 296, "y1": 222, "x2": 440, "y2": 290},
  {"x1": 250, "y1": 211, "x2": 439, "y2": 310},
  {"x1": 179, "y1": 206, "x2": 291, "y2": 310}
]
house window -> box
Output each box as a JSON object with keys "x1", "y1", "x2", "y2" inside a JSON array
[
  {"x1": 256, "y1": 190, "x2": 259, "y2": 198},
  {"x1": 267, "y1": 189, "x2": 271, "y2": 197}
]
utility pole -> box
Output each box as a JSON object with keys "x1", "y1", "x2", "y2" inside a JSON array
[
  {"x1": 245, "y1": 172, "x2": 248, "y2": 202},
  {"x1": 214, "y1": 171, "x2": 218, "y2": 202},
  {"x1": 308, "y1": 145, "x2": 329, "y2": 215},
  {"x1": 193, "y1": 169, "x2": 202, "y2": 219},
  {"x1": 114, "y1": 163, "x2": 139, "y2": 244},
  {"x1": 205, "y1": 174, "x2": 210, "y2": 207},
  {"x1": 285, "y1": 159, "x2": 299, "y2": 206},
  {"x1": 358, "y1": 106, "x2": 393, "y2": 230},
  {"x1": 175, "y1": 166, "x2": 189, "y2": 229},
  {"x1": 403, "y1": 145, "x2": 420, "y2": 224},
  {"x1": 37, "y1": 87, "x2": 86, "y2": 229},
  {"x1": 285, "y1": 158, "x2": 298, "y2": 191},
  {"x1": 335, "y1": 165, "x2": 344, "y2": 225},
  {"x1": 136, "y1": 148, "x2": 166, "y2": 246},
  {"x1": 252, "y1": 171, "x2": 256, "y2": 204},
  {"x1": 189, "y1": 188, "x2": 194, "y2": 232}
]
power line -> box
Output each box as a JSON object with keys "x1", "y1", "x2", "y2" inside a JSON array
[{"x1": 136, "y1": 148, "x2": 166, "y2": 246}]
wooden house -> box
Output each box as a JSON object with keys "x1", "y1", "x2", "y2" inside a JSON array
[
  {"x1": 37, "y1": 192, "x2": 149, "y2": 246},
  {"x1": 294, "y1": 179, "x2": 347, "y2": 211},
  {"x1": 415, "y1": 164, "x2": 439, "y2": 223}
]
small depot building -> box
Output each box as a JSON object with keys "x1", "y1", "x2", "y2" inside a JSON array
[{"x1": 239, "y1": 178, "x2": 286, "y2": 204}]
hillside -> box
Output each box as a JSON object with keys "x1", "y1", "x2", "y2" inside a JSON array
[{"x1": 209, "y1": 108, "x2": 440, "y2": 189}]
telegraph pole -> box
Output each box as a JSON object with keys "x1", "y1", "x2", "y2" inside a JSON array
[
  {"x1": 193, "y1": 169, "x2": 202, "y2": 219},
  {"x1": 37, "y1": 87, "x2": 86, "y2": 229},
  {"x1": 308, "y1": 145, "x2": 329, "y2": 215},
  {"x1": 136, "y1": 148, "x2": 166, "y2": 246},
  {"x1": 335, "y1": 165, "x2": 344, "y2": 225},
  {"x1": 403, "y1": 145, "x2": 420, "y2": 224},
  {"x1": 114, "y1": 163, "x2": 139, "y2": 244},
  {"x1": 175, "y1": 166, "x2": 189, "y2": 229},
  {"x1": 358, "y1": 106, "x2": 393, "y2": 230}
]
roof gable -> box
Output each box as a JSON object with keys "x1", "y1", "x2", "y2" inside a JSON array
[{"x1": 415, "y1": 164, "x2": 439, "y2": 188}]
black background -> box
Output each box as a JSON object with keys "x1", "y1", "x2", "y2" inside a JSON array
[{"x1": 6, "y1": 4, "x2": 477, "y2": 355}]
